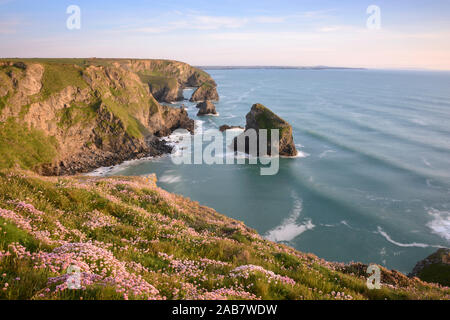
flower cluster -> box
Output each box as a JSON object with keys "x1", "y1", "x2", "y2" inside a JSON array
[{"x1": 82, "y1": 210, "x2": 117, "y2": 230}]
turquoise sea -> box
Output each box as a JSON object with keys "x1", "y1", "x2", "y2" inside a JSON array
[{"x1": 92, "y1": 69, "x2": 450, "y2": 274}]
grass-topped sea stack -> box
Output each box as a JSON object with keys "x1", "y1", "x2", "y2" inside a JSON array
[{"x1": 234, "y1": 103, "x2": 298, "y2": 157}]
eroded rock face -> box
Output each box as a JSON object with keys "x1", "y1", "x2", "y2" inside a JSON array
[
  {"x1": 196, "y1": 101, "x2": 217, "y2": 116},
  {"x1": 190, "y1": 83, "x2": 219, "y2": 102},
  {"x1": 233, "y1": 103, "x2": 297, "y2": 157}
]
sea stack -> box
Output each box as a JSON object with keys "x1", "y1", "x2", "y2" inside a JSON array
[
  {"x1": 190, "y1": 82, "x2": 219, "y2": 102},
  {"x1": 233, "y1": 103, "x2": 297, "y2": 157},
  {"x1": 196, "y1": 101, "x2": 217, "y2": 116}
]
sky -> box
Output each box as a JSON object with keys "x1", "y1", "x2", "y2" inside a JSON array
[{"x1": 1, "y1": 0, "x2": 450, "y2": 69}]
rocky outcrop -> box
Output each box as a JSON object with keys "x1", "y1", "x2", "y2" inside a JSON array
[
  {"x1": 190, "y1": 82, "x2": 219, "y2": 102},
  {"x1": 114, "y1": 59, "x2": 216, "y2": 103},
  {"x1": 233, "y1": 103, "x2": 297, "y2": 157},
  {"x1": 196, "y1": 101, "x2": 217, "y2": 116},
  {"x1": 219, "y1": 125, "x2": 244, "y2": 132},
  {"x1": 0, "y1": 59, "x2": 196, "y2": 175},
  {"x1": 409, "y1": 248, "x2": 450, "y2": 286},
  {"x1": 147, "y1": 77, "x2": 183, "y2": 103}
]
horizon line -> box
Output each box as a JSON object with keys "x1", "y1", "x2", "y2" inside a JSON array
[{"x1": 1, "y1": 57, "x2": 450, "y2": 72}]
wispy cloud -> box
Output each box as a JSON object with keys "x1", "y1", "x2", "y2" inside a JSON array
[{"x1": 125, "y1": 11, "x2": 328, "y2": 34}]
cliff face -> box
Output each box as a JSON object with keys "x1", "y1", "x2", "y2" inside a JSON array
[
  {"x1": 234, "y1": 104, "x2": 298, "y2": 157},
  {"x1": 0, "y1": 59, "x2": 195, "y2": 175}
]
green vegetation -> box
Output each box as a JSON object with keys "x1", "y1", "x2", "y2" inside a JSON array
[
  {"x1": 138, "y1": 73, "x2": 178, "y2": 94},
  {"x1": 417, "y1": 264, "x2": 450, "y2": 286},
  {"x1": 0, "y1": 171, "x2": 448, "y2": 300},
  {"x1": 40, "y1": 63, "x2": 88, "y2": 99},
  {"x1": 0, "y1": 120, "x2": 58, "y2": 170},
  {"x1": 253, "y1": 104, "x2": 286, "y2": 130},
  {"x1": 0, "y1": 93, "x2": 10, "y2": 112},
  {"x1": 57, "y1": 100, "x2": 100, "y2": 128},
  {"x1": 102, "y1": 97, "x2": 146, "y2": 139}
]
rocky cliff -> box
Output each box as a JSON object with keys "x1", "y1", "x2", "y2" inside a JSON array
[
  {"x1": 234, "y1": 103, "x2": 298, "y2": 157},
  {"x1": 114, "y1": 59, "x2": 217, "y2": 103},
  {"x1": 190, "y1": 82, "x2": 219, "y2": 102},
  {"x1": 0, "y1": 59, "x2": 196, "y2": 175}
]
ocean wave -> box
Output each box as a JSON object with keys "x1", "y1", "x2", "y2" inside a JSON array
[
  {"x1": 318, "y1": 149, "x2": 336, "y2": 159},
  {"x1": 377, "y1": 226, "x2": 444, "y2": 248},
  {"x1": 265, "y1": 193, "x2": 314, "y2": 242},
  {"x1": 427, "y1": 208, "x2": 450, "y2": 241}
]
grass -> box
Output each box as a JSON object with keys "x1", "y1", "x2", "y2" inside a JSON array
[
  {"x1": 0, "y1": 170, "x2": 448, "y2": 300},
  {"x1": 57, "y1": 100, "x2": 100, "y2": 129},
  {"x1": 418, "y1": 264, "x2": 450, "y2": 286},
  {"x1": 40, "y1": 63, "x2": 88, "y2": 99},
  {"x1": 0, "y1": 119, "x2": 58, "y2": 171},
  {"x1": 0, "y1": 93, "x2": 9, "y2": 112},
  {"x1": 101, "y1": 97, "x2": 147, "y2": 139}
]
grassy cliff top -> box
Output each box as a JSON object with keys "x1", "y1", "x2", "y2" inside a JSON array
[{"x1": 0, "y1": 170, "x2": 448, "y2": 300}]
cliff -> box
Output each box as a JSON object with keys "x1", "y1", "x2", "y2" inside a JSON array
[
  {"x1": 234, "y1": 104, "x2": 298, "y2": 157},
  {"x1": 0, "y1": 59, "x2": 195, "y2": 175},
  {"x1": 0, "y1": 169, "x2": 447, "y2": 300},
  {"x1": 116, "y1": 59, "x2": 216, "y2": 103}
]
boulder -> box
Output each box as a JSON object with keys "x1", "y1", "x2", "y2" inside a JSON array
[{"x1": 233, "y1": 103, "x2": 297, "y2": 157}]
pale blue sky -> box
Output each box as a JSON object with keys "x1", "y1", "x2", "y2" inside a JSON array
[{"x1": 1, "y1": 0, "x2": 450, "y2": 69}]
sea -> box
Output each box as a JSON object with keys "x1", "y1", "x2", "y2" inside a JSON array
[{"x1": 89, "y1": 68, "x2": 450, "y2": 274}]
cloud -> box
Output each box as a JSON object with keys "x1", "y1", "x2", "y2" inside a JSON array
[{"x1": 125, "y1": 11, "x2": 318, "y2": 34}]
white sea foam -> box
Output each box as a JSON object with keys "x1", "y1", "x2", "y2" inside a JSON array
[
  {"x1": 281, "y1": 151, "x2": 309, "y2": 159},
  {"x1": 422, "y1": 157, "x2": 432, "y2": 168},
  {"x1": 265, "y1": 193, "x2": 314, "y2": 242},
  {"x1": 377, "y1": 227, "x2": 444, "y2": 248},
  {"x1": 86, "y1": 157, "x2": 153, "y2": 177},
  {"x1": 427, "y1": 208, "x2": 450, "y2": 241}
]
